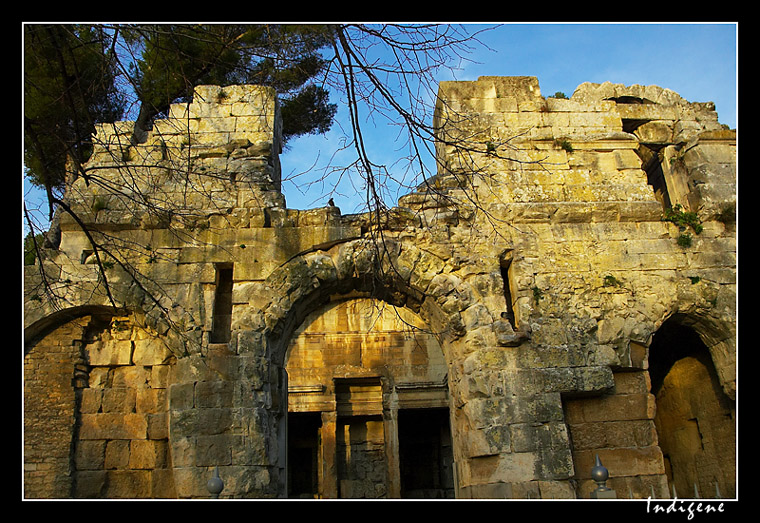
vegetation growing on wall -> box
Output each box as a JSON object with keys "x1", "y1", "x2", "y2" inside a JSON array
[{"x1": 663, "y1": 204, "x2": 703, "y2": 248}]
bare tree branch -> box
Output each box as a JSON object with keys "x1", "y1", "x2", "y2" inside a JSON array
[{"x1": 25, "y1": 23, "x2": 548, "y2": 344}]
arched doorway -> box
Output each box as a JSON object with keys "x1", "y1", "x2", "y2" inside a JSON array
[
  {"x1": 649, "y1": 316, "x2": 736, "y2": 498},
  {"x1": 284, "y1": 298, "x2": 454, "y2": 499},
  {"x1": 24, "y1": 309, "x2": 177, "y2": 498}
]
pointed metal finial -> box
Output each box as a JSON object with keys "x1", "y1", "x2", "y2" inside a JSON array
[
  {"x1": 591, "y1": 454, "x2": 610, "y2": 491},
  {"x1": 693, "y1": 482, "x2": 700, "y2": 499},
  {"x1": 714, "y1": 481, "x2": 721, "y2": 499},
  {"x1": 590, "y1": 454, "x2": 617, "y2": 498}
]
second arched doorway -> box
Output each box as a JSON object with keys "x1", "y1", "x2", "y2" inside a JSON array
[{"x1": 649, "y1": 316, "x2": 736, "y2": 498}]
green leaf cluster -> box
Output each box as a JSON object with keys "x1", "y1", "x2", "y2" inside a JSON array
[
  {"x1": 663, "y1": 204, "x2": 703, "y2": 234},
  {"x1": 24, "y1": 232, "x2": 46, "y2": 265}
]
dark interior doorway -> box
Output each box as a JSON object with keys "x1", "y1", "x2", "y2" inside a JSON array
[
  {"x1": 649, "y1": 317, "x2": 736, "y2": 498},
  {"x1": 287, "y1": 412, "x2": 322, "y2": 498},
  {"x1": 398, "y1": 407, "x2": 455, "y2": 498}
]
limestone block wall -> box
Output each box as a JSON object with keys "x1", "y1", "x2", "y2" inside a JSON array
[
  {"x1": 564, "y1": 371, "x2": 663, "y2": 498},
  {"x1": 24, "y1": 76, "x2": 736, "y2": 499},
  {"x1": 425, "y1": 76, "x2": 735, "y2": 387},
  {"x1": 420, "y1": 76, "x2": 736, "y2": 498},
  {"x1": 24, "y1": 84, "x2": 364, "y2": 499},
  {"x1": 75, "y1": 314, "x2": 175, "y2": 498},
  {"x1": 64, "y1": 85, "x2": 283, "y2": 234}
]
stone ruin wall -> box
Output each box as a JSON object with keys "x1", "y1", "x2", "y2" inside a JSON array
[{"x1": 23, "y1": 77, "x2": 736, "y2": 499}]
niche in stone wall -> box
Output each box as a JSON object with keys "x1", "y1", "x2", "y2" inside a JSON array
[
  {"x1": 499, "y1": 250, "x2": 518, "y2": 329},
  {"x1": 611, "y1": 95, "x2": 691, "y2": 212},
  {"x1": 634, "y1": 142, "x2": 693, "y2": 214},
  {"x1": 210, "y1": 263, "x2": 233, "y2": 343},
  {"x1": 636, "y1": 144, "x2": 672, "y2": 209}
]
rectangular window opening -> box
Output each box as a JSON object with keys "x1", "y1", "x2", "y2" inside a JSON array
[
  {"x1": 500, "y1": 255, "x2": 517, "y2": 330},
  {"x1": 210, "y1": 263, "x2": 233, "y2": 343}
]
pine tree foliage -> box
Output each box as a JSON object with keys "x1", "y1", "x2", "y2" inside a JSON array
[
  {"x1": 24, "y1": 24, "x2": 125, "y2": 197},
  {"x1": 23, "y1": 23, "x2": 495, "y2": 314},
  {"x1": 123, "y1": 24, "x2": 337, "y2": 144}
]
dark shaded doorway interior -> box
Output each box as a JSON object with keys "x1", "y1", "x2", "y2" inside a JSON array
[
  {"x1": 287, "y1": 412, "x2": 322, "y2": 498},
  {"x1": 398, "y1": 407, "x2": 455, "y2": 499}
]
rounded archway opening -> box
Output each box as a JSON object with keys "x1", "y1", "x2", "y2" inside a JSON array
[
  {"x1": 24, "y1": 308, "x2": 177, "y2": 499},
  {"x1": 648, "y1": 316, "x2": 736, "y2": 498},
  {"x1": 283, "y1": 297, "x2": 454, "y2": 499}
]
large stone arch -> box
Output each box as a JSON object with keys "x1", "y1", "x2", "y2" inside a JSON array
[
  {"x1": 252, "y1": 234, "x2": 526, "y2": 412},
  {"x1": 561, "y1": 277, "x2": 735, "y2": 499},
  {"x1": 24, "y1": 269, "x2": 201, "y2": 364},
  {"x1": 24, "y1": 308, "x2": 106, "y2": 498},
  {"x1": 656, "y1": 310, "x2": 736, "y2": 402},
  {"x1": 637, "y1": 274, "x2": 736, "y2": 402},
  {"x1": 254, "y1": 237, "x2": 488, "y2": 369},
  {"x1": 25, "y1": 304, "x2": 129, "y2": 353},
  {"x1": 224, "y1": 235, "x2": 524, "y2": 498}
]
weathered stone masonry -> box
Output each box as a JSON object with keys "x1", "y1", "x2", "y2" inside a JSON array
[{"x1": 24, "y1": 77, "x2": 736, "y2": 499}]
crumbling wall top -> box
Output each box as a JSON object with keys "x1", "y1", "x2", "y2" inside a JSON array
[
  {"x1": 58, "y1": 84, "x2": 285, "y2": 234},
  {"x1": 438, "y1": 76, "x2": 543, "y2": 102},
  {"x1": 89, "y1": 84, "x2": 282, "y2": 169},
  {"x1": 570, "y1": 81, "x2": 687, "y2": 106}
]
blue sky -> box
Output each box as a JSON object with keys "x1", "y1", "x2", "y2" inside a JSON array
[
  {"x1": 280, "y1": 22, "x2": 737, "y2": 212},
  {"x1": 456, "y1": 22, "x2": 736, "y2": 122},
  {"x1": 23, "y1": 22, "x2": 738, "y2": 230}
]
